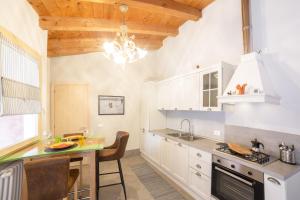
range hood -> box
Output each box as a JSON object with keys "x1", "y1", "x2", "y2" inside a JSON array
[{"x1": 218, "y1": 52, "x2": 280, "y2": 104}]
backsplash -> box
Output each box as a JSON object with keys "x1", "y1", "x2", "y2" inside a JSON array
[
  {"x1": 166, "y1": 111, "x2": 225, "y2": 141},
  {"x1": 225, "y1": 125, "x2": 300, "y2": 164}
]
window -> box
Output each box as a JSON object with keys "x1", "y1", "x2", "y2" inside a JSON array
[
  {"x1": 0, "y1": 114, "x2": 38, "y2": 149},
  {"x1": 0, "y1": 27, "x2": 41, "y2": 155}
]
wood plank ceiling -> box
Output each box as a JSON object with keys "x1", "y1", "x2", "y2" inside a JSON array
[{"x1": 27, "y1": 0, "x2": 214, "y2": 57}]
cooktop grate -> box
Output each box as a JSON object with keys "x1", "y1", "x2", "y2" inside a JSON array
[{"x1": 216, "y1": 145, "x2": 270, "y2": 165}]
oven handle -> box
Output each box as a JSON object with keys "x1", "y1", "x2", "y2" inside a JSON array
[{"x1": 215, "y1": 166, "x2": 254, "y2": 186}]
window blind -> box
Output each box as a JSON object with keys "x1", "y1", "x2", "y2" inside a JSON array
[{"x1": 0, "y1": 33, "x2": 41, "y2": 116}]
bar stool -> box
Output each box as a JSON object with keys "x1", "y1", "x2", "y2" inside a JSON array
[
  {"x1": 97, "y1": 131, "x2": 129, "y2": 200},
  {"x1": 63, "y1": 133, "x2": 84, "y2": 187},
  {"x1": 24, "y1": 156, "x2": 79, "y2": 200}
]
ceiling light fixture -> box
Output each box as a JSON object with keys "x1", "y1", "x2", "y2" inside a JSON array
[{"x1": 102, "y1": 4, "x2": 147, "y2": 65}]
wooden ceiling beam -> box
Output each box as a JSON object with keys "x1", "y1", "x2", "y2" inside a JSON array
[
  {"x1": 48, "y1": 47, "x2": 103, "y2": 57},
  {"x1": 40, "y1": 16, "x2": 178, "y2": 37},
  {"x1": 78, "y1": 0, "x2": 202, "y2": 20},
  {"x1": 48, "y1": 38, "x2": 162, "y2": 50}
]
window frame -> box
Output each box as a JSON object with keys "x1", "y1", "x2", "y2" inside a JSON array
[{"x1": 0, "y1": 26, "x2": 42, "y2": 158}]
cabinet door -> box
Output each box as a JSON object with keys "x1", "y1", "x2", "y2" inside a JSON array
[
  {"x1": 182, "y1": 73, "x2": 200, "y2": 111},
  {"x1": 161, "y1": 138, "x2": 175, "y2": 173},
  {"x1": 151, "y1": 133, "x2": 161, "y2": 165},
  {"x1": 173, "y1": 142, "x2": 189, "y2": 183},
  {"x1": 168, "y1": 78, "x2": 183, "y2": 110},
  {"x1": 200, "y1": 68, "x2": 221, "y2": 111},
  {"x1": 157, "y1": 81, "x2": 170, "y2": 110},
  {"x1": 189, "y1": 168, "x2": 211, "y2": 199},
  {"x1": 264, "y1": 174, "x2": 286, "y2": 200}
]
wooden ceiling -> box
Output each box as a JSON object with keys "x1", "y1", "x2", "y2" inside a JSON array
[{"x1": 27, "y1": 0, "x2": 214, "y2": 57}]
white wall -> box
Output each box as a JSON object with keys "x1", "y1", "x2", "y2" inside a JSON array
[
  {"x1": 50, "y1": 52, "x2": 157, "y2": 150},
  {"x1": 225, "y1": 0, "x2": 300, "y2": 135},
  {"x1": 0, "y1": 0, "x2": 50, "y2": 132},
  {"x1": 155, "y1": 0, "x2": 243, "y2": 139},
  {"x1": 155, "y1": 0, "x2": 300, "y2": 136},
  {"x1": 155, "y1": 0, "x2": 243, "y2": 79}
]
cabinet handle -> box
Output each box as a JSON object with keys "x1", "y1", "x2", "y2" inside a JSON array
[
  {"x1": 195, "y1": 172, "x2": 202, "y2": 177},
  {"x1": 197, "y1": 153, "x2": 202, "y2": 158},
  {"x1": 174, "y1": 107, "x2": 178, "y2": 111},
  {"x1": 207, "y1": 108, "x2": 212, "y2": 111},
  {"x1": 153, "y1": 133, "x2": 155, "y2": 136},
  {"x1": 141, "y1": 128, "x2": 145, "y2": 133},
  {"x1": 196, "y1": 164, "x2": 202, "y2": 169},
  {"x1": 161, "y1": 108, "x2": 164, "y2": 110},
  {"x1": 178, "y1": 143, "x2": 182, "y2": 147},
  {"x1": 165, "y1": 138, "x2": 168, "y2": 142},
  {"x1": 267, "y1": 177, "x2": 281, "y2": 186},
  {"x1": 189, "y1": 108, "x2": 193, "y2": 111}
]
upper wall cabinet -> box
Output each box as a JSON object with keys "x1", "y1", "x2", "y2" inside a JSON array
[{"x1": 157, "y1": 62, "x2": 235, "y2": 112}]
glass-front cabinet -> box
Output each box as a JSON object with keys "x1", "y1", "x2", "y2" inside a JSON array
[{"x1": 201, "y1": 68, "x2": 221, "y2": 111}]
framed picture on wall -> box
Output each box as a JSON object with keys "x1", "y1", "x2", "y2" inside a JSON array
[{"x1": 98, "y1": 95, "x2": 125, "y2": 115}]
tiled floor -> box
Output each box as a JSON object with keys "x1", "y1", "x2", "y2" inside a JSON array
[{"x1": 75, "y1": 155, "x2": 193, "y2": 200}]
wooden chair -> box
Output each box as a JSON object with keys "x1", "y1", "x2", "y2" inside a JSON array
[
  {"x1": 24, "y1": 156, "x2": 79, "y2": 200},
  {"x1": 97, "y1": 131, "x2": 129, "y2": 200}
]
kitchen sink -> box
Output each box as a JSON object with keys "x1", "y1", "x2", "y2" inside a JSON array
[{"x1": 179, "y1": 135, "x2": 203, "y2": 141}]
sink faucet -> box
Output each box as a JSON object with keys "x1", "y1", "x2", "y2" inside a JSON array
[{"x1": 180, "y1": 119, "x2": 192, "y2": 137}]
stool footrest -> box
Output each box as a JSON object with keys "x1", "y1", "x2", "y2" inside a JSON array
[
  {"x1": 99, "y1": 182, "x2": 122, "y2": 188},
  {"x1": 100, "y1": 171, "x2": 120, "y2": 175}
]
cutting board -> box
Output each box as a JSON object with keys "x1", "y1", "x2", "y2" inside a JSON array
[{"x1": 228, "y1": 143, "x2": 252, "y2": 155}]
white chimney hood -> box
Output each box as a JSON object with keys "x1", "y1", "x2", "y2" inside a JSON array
[{"x1": 218, "y1": 52, "x2": 280, "y2": 104}]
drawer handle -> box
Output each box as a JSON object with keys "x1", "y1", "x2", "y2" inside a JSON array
[
  {"x1": 153, "y1": 133, "x2": 155, "y2": 136},
  {"x1": 267, "y1": 177, "x2": 281, "y2": 186},
  {"x1": 195, "y1": 172, "x2": 202, "y2": 177},
  {"x1": 196, "y1": 164, "x2": 201, "y2": 169},
  {"x1": 165, "y1": 138, "x2": 168, "y2": 142},
  {"x1": 189, "y1": 108, "x2": 193, "y2": 110},
  {"x1": 178, "y1": 143, "x2": 182, "y2": 147},
  {"x1": 197, "y1": 153, "x2": 202, "y2": 158}
]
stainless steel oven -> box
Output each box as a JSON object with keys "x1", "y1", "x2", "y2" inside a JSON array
[{"x1": 212, "y1": 155, "x2": 264, "y2": 200}]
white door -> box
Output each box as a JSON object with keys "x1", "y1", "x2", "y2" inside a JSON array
[
  {"x1": 173, "y1": 142, "x2": 189, "y2": 183},
  {"x1": 53, "y1": 84, "x2": 88, "y2": 136},
  {"x1": 182, "y1": 73, "x2": 200, "y2": 111},
  {"x1": 264, "y1": 174, "x2": 286, "y2": 200},
  {"x1": 161, "y1": 137, "x2": 175, "y2": 173},
  {"x1": 151, "y1": 133, "x2": 161, "y2": 165},
  {"x1": 140, "y1": 84, "x2": 150, "y2": 153}
]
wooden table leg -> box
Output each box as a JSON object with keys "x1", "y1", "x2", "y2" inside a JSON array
[{"x1": 88, "y1": 151, "x2": 97, "y2": 200}]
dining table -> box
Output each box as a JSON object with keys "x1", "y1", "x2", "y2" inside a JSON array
[{"x1": 0, "y1": 137, "x2": 104, "y2": 200}]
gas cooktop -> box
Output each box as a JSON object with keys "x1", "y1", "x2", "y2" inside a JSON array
[{"x1": 216, "y1": 144, "x2": 271, "y2": 165}]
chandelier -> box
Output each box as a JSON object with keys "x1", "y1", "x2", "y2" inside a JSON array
[{"x1": 103, "y1": 4, "x2": 147, "y2": 64}]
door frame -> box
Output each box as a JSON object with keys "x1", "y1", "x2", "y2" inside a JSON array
[{"x1": 51, "y1": 83, "x2": 90, "y2": 136}]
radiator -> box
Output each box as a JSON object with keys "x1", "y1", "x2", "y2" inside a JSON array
[{"x1": 0, "y1": 161, "x2": 23, "y2": 200}]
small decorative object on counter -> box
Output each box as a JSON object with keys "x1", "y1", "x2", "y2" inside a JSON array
[
  {"x1": 236, "y1": 83, "x2": 247, "y2": 95},
  {"x1": 251, "y1": 138, "x2": 264, "y2": 152},
  {"x1": 279, "y1": 142, "x2": 296, "y2": 165}
]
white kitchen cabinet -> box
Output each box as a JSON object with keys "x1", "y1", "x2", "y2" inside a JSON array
[
  {"x1": 156, "y1": 62, "x2": 235, "y2": 112},
  {"x1": 182, "y1": 73, "x2": 200, "y2": 111},
  {"x1": 149, "y1": 133, "x2": 162, "y2": 165},
  {"x1": 161, "y1": 137, "x2": 175, "y2": 173},
  {"x1": 140, "y1": 82, "x2": 166, "y2": 155},
  {"x1": 189, "y1": 168, "x2": 211, "y2": 199},
  {"x1": 200, "y1": 62, "x2": 235, "y2": 111},
  {"x1": 173, "y1": 141, "x2": 189, "y2": 183},
  {"x1": 265, "y1": 171, "x2": 300, "y2": 200},
  {"x1": 264, "y1": 174, "x2": 286, "y2": 200}
]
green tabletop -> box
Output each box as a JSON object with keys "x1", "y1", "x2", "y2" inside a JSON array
[{"x1": 0, "y1": 138, "x2": 104, "y2": 164}]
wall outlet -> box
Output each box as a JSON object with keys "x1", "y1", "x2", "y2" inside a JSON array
[{"x1": 213, "y1": 130, "x2": 221, "y2": 136}]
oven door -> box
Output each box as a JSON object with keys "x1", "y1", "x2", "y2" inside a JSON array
[{"x1": 212, "y1": 163, "x2": 264, "y2": 200}]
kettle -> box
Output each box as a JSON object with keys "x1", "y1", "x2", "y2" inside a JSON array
[
  {"x1": 251, "y1": 138, "x2": 264, "y2": 152},
  {"x1": 279, "y1": 142, "x2": 296, "y2": 165}
]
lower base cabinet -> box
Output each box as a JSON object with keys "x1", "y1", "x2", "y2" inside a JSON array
[
  {"x1": 189, "y1": 168, "x2": 211, "y2": 199},
  {"x1": 142, "y1": 134, "x2": 213, "y2": 200}
]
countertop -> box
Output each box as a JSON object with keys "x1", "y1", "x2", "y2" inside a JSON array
[{"x1": 150, "y1": 129, "x2": 300, "y2": 181}]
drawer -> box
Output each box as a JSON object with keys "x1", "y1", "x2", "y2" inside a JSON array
[
  {"x1": 189, "y1": 168, "x2": 211, "y2": 199},
  {"x1": 189, "y1": 157, "x2": 212, "y2": 177},
  {"x1": 189, "y1": 147, "x2": 212, "y2": 163}
]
